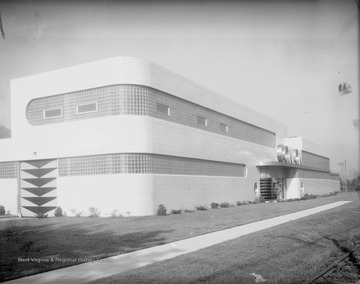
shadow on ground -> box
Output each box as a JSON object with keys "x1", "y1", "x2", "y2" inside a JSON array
[{"x1": 0, "y1": 220, "x2": 172, "y2": 282}]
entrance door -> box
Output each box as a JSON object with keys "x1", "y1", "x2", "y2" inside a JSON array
[
  {"x1": 20, "y1": 159, "x2": 58, "y2": 217},
  {"x1": 260, "y1": 167, "x2": 287, "y2": 201},
  {"x1": 260, "y1": 178, "x2": 277, "y2": 201}
]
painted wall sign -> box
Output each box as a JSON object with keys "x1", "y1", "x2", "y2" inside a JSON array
[{"x1": 276, "y1": 145, "x2": 302, "y2": 165}]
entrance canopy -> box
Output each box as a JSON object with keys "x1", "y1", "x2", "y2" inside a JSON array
[{"x1": 256, "y1": 161, "x2": 330, "y2": 173}]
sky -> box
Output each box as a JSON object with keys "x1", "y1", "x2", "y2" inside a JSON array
[{"x1": 0, "y1": 0, "x2": 359, "y2": 178}]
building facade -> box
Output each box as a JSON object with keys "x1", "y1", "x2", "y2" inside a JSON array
[{"x1": 0, "y1": 57, "x2": 340, "y2": 217}]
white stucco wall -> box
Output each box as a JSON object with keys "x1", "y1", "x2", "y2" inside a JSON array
[
  {"x1": 286, "y1": 178, "x2": 301, "y2": 199},
  {"x1": 147, "y1": 118, "x2": 273, "y2": 211},
  {"x1": 0, "y1": 179, "x2": 18, "y2": 215},
  {"x1": 300, "y1": 179, "x2": 340, "y2": 196},
  {"x1": 53, "y1": 117, "x2": 273, "y2": 216},
  {"x1": 57, "y1": 174, "x2": 155, "y2": 216},
  {"x1": 0, "y1": 113, "x2": 276, "y2": 217},
  {"x1": 57, "y1": 174, "x2": 257, "y2": 217},
  {"x1": 0, "y1": 113, "x2": 278, "y2": 164},
  {"x1": 153, "y1": 175, "x2": 255, "y2": 211},
  {"x1": 147, "y1": 117, "x2": 276, "y2": 163},
  {"x1": 286, "y1": 178, "x2": 340, "y2": 199},
  {"x1": 0, "y1": 116, "x2": 153, "y2": 162}
]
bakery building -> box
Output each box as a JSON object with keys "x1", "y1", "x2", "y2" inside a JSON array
[{"x1": 0, "y1": 57, "x2": 340, "y2": 217}]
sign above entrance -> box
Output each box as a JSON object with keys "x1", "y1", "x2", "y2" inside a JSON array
[{"x1": 276, "y1": 145, "x2": 302, "y2": 165}]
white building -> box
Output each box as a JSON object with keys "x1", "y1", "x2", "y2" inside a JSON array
[{"x1": 0, "y1": 57, "x2": 340, "y2": 217}]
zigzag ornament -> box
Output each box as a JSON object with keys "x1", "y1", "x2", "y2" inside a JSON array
[{"x1": 20, "y1": 159, "x2": 58, "y2": 217}]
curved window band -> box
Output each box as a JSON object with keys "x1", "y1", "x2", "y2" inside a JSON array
[{"x1": 26, "y1": 84, "x2": 276, "y2": 148}]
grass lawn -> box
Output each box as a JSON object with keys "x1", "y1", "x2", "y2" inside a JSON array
[
  {"x1": 89, "y1": 193, "x2": 360, "y2": 284},
  {"x1": 0, "y1": 192, "x2": 359, "y2": 282}
]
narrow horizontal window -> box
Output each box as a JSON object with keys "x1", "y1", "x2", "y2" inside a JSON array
[
  {"x1": 77, "y1": 102, "x2": 98, "y2": 114},
  {"x1": 220, "y1": 123, "x2": 229, "y2": 132},
  {"x1": 43, "y1": 108, "x2": 62, "y2": 119},
  {"x1": 197, "y1": 116, "x2": 208, "y2": 126},
  {"x1": 156, "y1": 102, "x2": 170, "y2": 116}
]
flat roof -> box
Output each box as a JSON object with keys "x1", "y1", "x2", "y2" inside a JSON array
[{"x1": 10, "y1": 57, "x2": 288, "y2": 139}]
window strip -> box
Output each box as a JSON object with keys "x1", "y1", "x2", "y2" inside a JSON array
[
  {"x1": 76, "y1": 102, "x2": 98, "y2": 114},
  {"x1": 43, "y1": 108, "x2": 62, "y2": 119}
]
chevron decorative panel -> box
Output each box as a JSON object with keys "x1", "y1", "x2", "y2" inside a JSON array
[{"x1": 20, "y1": 159, "x2": 57, "y2": 217}]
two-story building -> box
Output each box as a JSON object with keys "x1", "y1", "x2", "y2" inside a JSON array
[{"x1": 0, "y1": 57, "x2": 340, "y2": 217}]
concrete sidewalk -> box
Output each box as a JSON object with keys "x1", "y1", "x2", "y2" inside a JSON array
[{"x1": 5, "y1": 201, "x2": 351, "y2": 284}]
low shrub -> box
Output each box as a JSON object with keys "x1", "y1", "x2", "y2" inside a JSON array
[
  {"x1": 70, "y1": 209, "x2": 84, "y2": 217},
  {"x1": 195, "y1": 205, "x2": 208, "y2": 211},
  {"x1": 254, "y1": 197, "x2": 266, "y2": 203},
  {"x1": 35, "y1": 212, "x2": 48, "y2": 218},
  {"x1": 286, "y1": 198, "x2": 301, "y2": 202},
  {"x1": 111, "y1": 209, "x2": 123, "y2": 217},
  {"x1": 54, "y1": 207, "x2": 63, "y2": 217},
  {"x1": 184, "y1": 209, "x2": 195, "y2": 213},
  {"x1": 88, "y1": 207, "x2": 101, "y2": 217},
  {"x1": 0, "y1": 205, "x2": 5, "y2": 215},
  {"x1": 219, "y1": 202, "x2": 230, "y2": 208},
  {"x1": 170, "y1": 209, "x2": 182, "y2": 214},
  {"x1": 302, "y1": 194, "x2": 309, "y2": 200},
  {"x1": 211, "y1": 202, "x2": 219, "y2": 209},
  {"x1": 157, "y1": 204, "x2": 167, "y2": 216},
  {"x1": 300, "y1": 193, "x2": 317, "y2": 200},
  {"x1": 320, "y1": 191, "x2": 339, "y2": 197}
]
